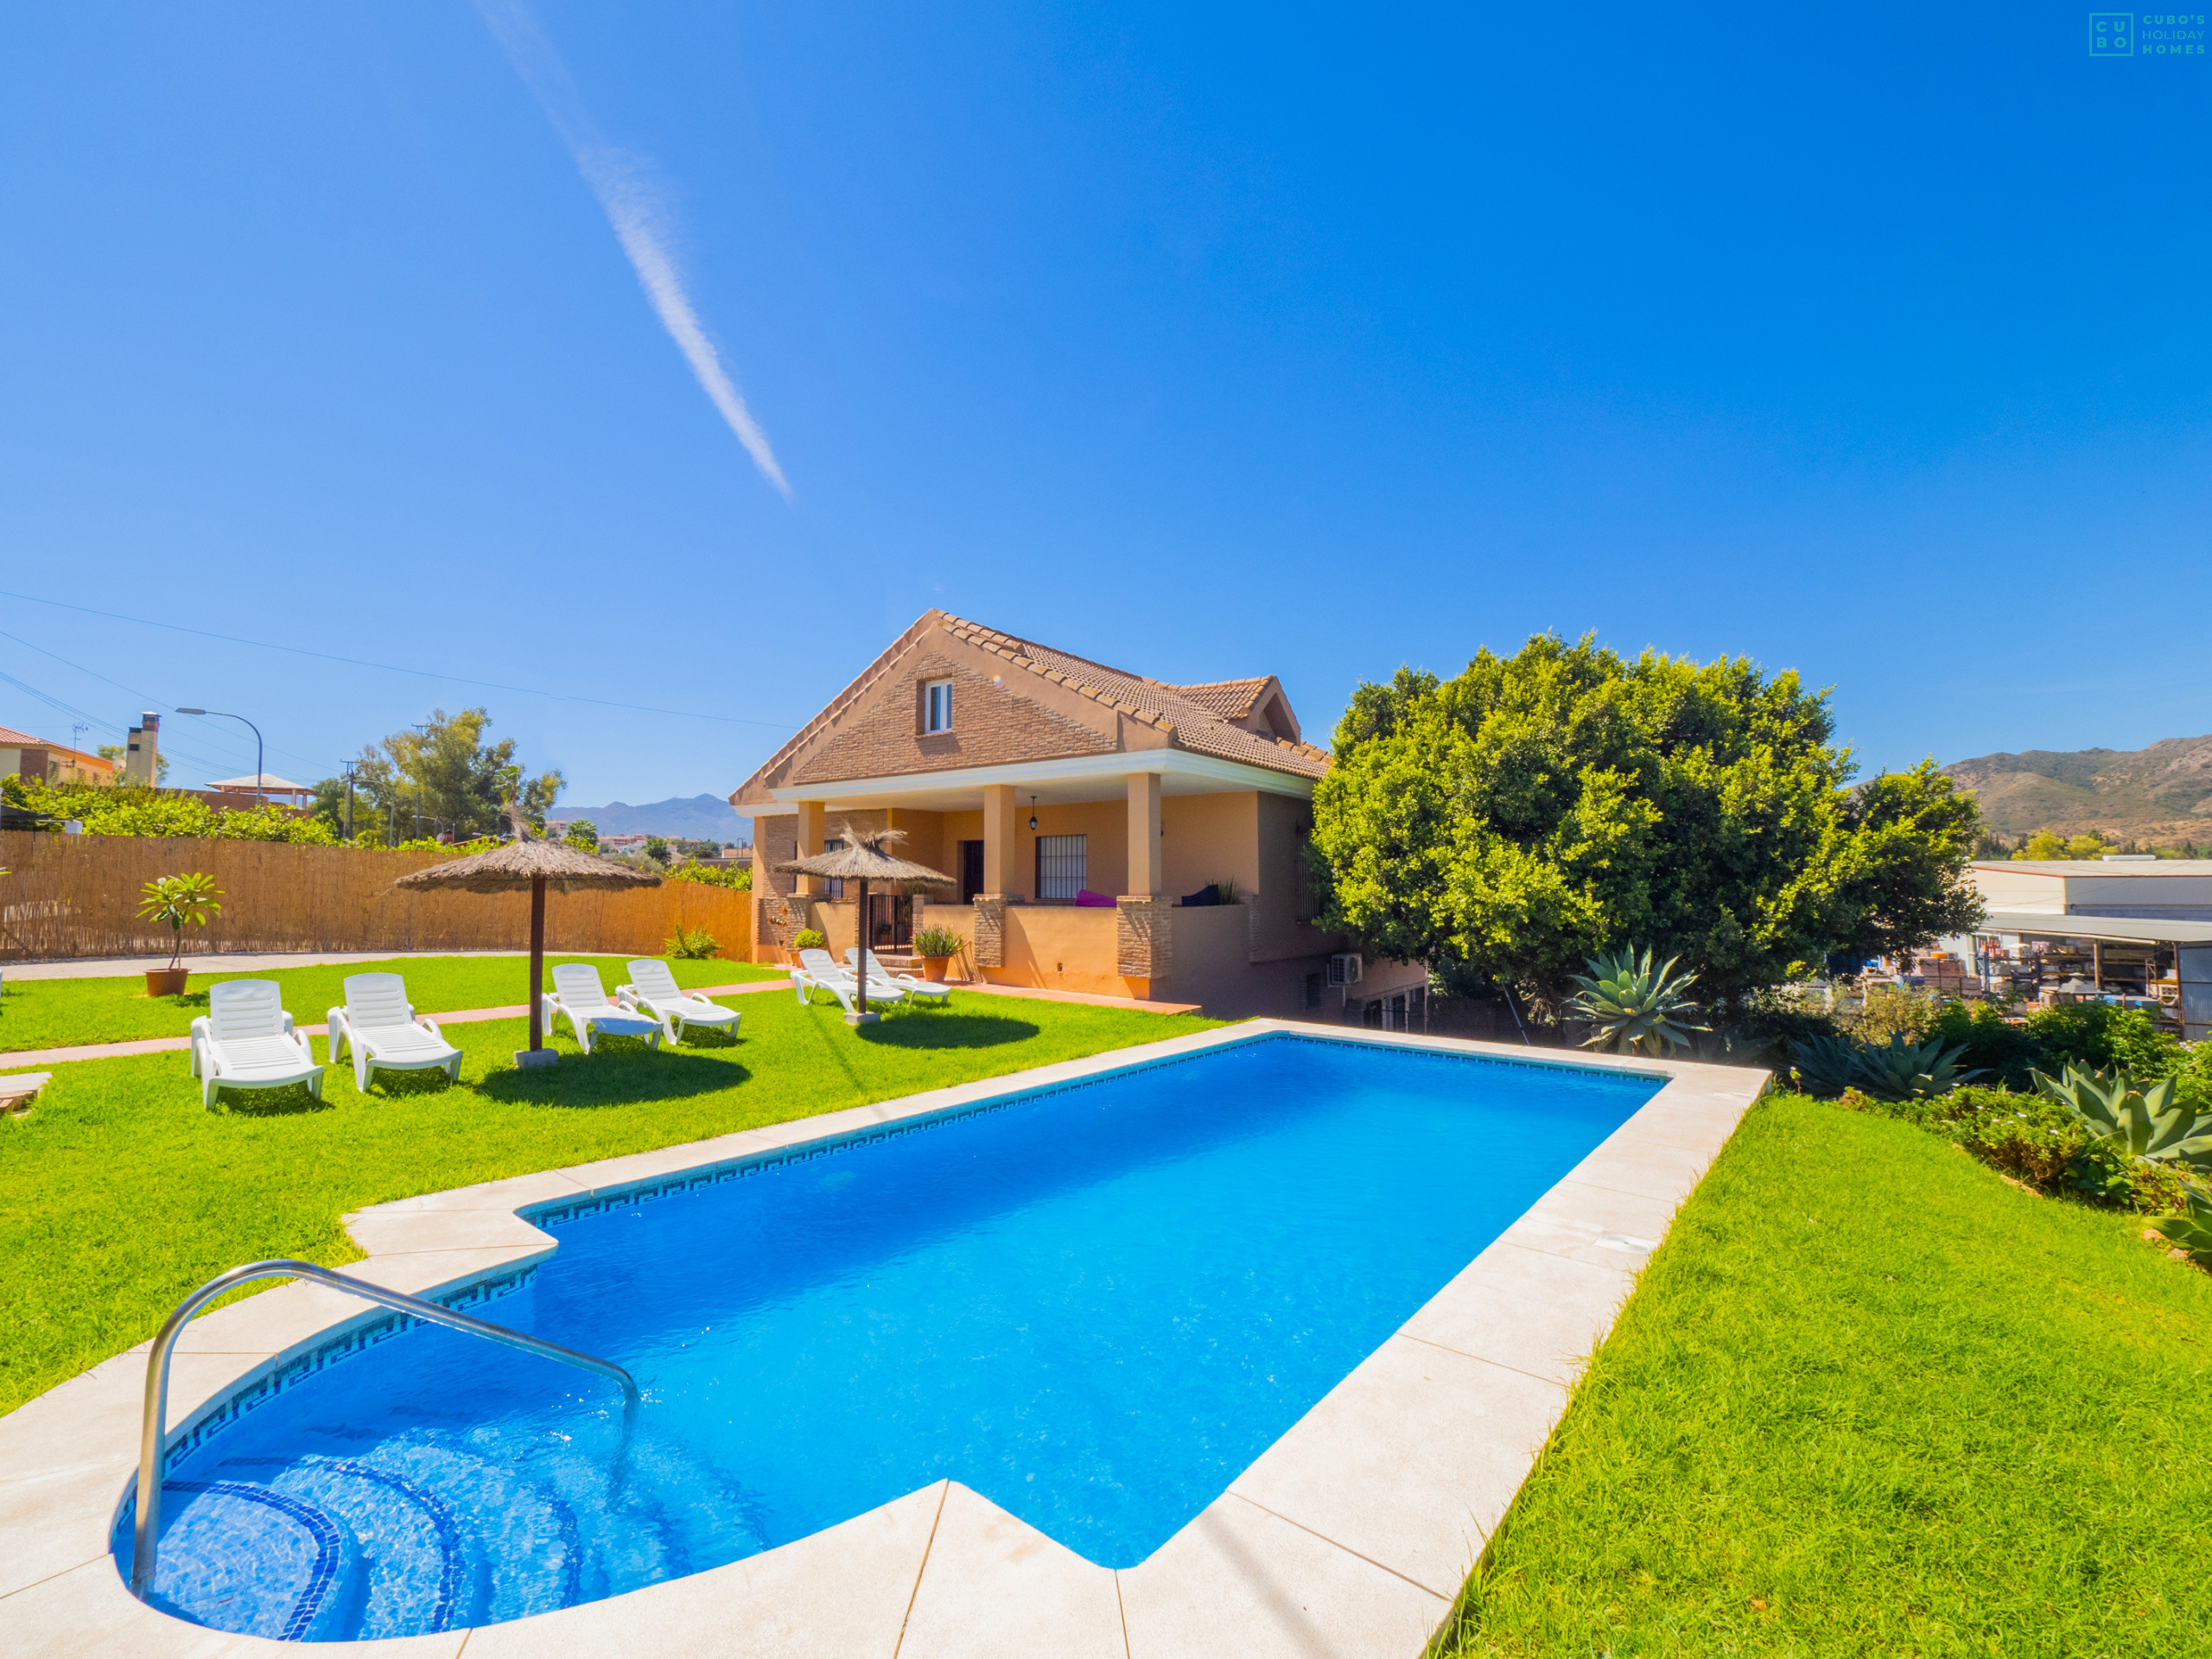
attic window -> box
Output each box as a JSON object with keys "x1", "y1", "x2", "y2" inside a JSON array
[{"x1": 923, "y1": 679, "x2": 953, "y2": 734}]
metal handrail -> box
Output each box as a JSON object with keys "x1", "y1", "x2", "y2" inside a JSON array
[{"x1": 130, "y1": 1258, "x2": 639, "y2": 1599}]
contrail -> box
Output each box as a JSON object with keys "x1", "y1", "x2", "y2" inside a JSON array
[{"x1": 472, "y1": 0, "x2": 791, "y2": 499}]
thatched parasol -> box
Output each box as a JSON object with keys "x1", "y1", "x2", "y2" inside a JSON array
[
  {"x1": 776, "y1": 823, "x2": 954, "y2": 1023},
  {"x1": 395, "y1": 816, "x2": 661, "y2": 1065}
]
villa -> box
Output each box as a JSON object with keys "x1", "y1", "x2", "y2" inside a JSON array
[{"x1": 732, "y1": 611, "x2": 1426, "y2": 1019}]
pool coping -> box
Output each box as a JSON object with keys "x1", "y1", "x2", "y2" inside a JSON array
[{"x1": 0, "y1": 1020, "x2": 1769, "y2": 1659}]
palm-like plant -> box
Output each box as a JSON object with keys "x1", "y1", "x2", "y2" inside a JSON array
[
  {"x1": 136, "y1": 872, "x2": 223, "y2": 970},
  {"x1": 2033, "y1": 1065, "x2": 2212, "y2": 1171},
  {"x1": 1566, "y1": 948, "x2": 1710, "y2": 1056},
  {"x1": 2149, "y1": 1189, "x2": 2212, "y2": 1268},
  {"x1": 1853, "y1": 1034, "x2": 1981, "y2": 1102},
  {"x1": 1789, "y1": 1034, "x2": 1866, "y2": 1097}
]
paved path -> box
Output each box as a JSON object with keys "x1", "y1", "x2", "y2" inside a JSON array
[
  {"x1": 0, "y1": 950, "x2": 534, "y2": 982},
  {"x1": 0, "y1": 981, "x2": 795, "y2": 1070}
]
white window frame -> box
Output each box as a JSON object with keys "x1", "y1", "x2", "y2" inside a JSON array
[{"x1": 923, "y1": 678, "x2": 954, "y2": 734}]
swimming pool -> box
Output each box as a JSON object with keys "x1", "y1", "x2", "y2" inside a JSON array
[{"x1": 118, "y1": 1032, "x2": 1662, "y2": 1642}]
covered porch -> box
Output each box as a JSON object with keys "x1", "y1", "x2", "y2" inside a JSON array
[{"x1": 752, "y1": 753, "x2": 1309, "y2": 1001}]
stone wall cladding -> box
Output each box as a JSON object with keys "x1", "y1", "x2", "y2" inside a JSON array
[
  {"x1": 791, "y1": 653, "x2": 1114, "y2": 786},
  {"x1": 971, "y1": 896, "x2": 1007, "y2": 969},
  {"x1": 758, "y1": 814, "x2": 800, "y2": 898},
  {"x1": 1116, "y1": 896, "x2": 1173, "y2": 979}
]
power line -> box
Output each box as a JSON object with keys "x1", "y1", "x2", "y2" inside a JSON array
[
  {"x1": 0, "y1": 626, "x2": 340, "y2": 776},
  {"x1": 0, "y1": 588, "x2": 802, "y2": 731},
  {"x1": 0, "y1": 668, "x2": 240, "y2": 780}
]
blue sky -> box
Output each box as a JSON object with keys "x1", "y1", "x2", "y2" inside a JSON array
[{"x1": 2, "y1": 3, "x2": 2206, "y2": 817}]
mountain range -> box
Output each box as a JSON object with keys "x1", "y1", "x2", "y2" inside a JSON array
[
  {"x1": 548, "y1": 793, "x2": 751, "y2": 842},
  {"x1": 1940, "y1": 736, "x2": 2212, "y2": 841}
]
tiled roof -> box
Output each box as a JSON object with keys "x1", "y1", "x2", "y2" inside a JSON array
[
  {"x1": 0, "y1": 726, "x2": 48, "y2": 747},
  {"x1": 1165, "y1": 678, "x2": 1273, "y2": 721},
  {"x1": 938, "y1": 616, "x2": 1330, "y2": 780}
]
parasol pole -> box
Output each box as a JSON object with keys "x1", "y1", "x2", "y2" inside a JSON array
[
  {"x1": 855, "y1": 875, "x2": 870, "y2": 1019},
  {"x1": 528, "y1": 874, "x2": 546, "y2": 1052}
]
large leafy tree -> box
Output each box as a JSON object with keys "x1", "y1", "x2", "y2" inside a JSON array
[
  {"x1": 1310, "y1": 636, "x2": 1983, "y2": 1005},
  {"x1": 336, "y1": 709, "x2": 563, "y2": 843}
]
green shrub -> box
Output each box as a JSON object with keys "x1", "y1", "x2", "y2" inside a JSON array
[
  {"x1": 664, "y1": 925, "x2": 719, "y2": 960},
  {"x1": 1851, "y1": 983, "x2": 1942, "y2": 1044},
  {"x1": 3, "y1": 776, "x2": 341, "y2": 844},
  {"x1": 1929, "y1": 998, "x2": 2047, "y2": 1090},
  {"x1": 792, "y1": 928, "x2": 828, "y2": 950},
  {"x1": 668, "y1": 862, "x2": 751, "y2": 890},
  {"x1": 912, "y1": 924, "x2": 965, "y2": 958}
]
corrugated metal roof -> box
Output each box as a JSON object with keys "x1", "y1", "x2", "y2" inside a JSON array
[
  {"x1": 1977, "y1": 909, "x2": 2212, "y2": 944},
  {"x1": 1974, "y1": 861, "x2": 2212, "y2": 877}
]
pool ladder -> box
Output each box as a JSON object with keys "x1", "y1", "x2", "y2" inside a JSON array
[{"x1": 130, "y1": 1258, "x2": 639, "y2": 1601}]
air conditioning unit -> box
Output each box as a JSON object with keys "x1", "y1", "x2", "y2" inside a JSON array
[{"x1": 1326, "y1": 952, "x2": 1363, "y2": 988}]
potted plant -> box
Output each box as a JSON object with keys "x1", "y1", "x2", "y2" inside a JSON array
[
  {"x1": 791, "y1": 927, "x2": 829, "y2": 965},
  {"x1": 912, "y1": 923, "x2": 964, "y2": 982},
  {"x1": 137, "y1": 872, "x2": 222, "y2": 997}
]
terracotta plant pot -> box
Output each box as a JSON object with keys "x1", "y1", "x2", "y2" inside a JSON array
[
  {"x1": 920, "y1": 956, "x2": 950, "y2": 982},
  {"x1": 145, "y1": 969, "x2": 188, "y2": 998}
]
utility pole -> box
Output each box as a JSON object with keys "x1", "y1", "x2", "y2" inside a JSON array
[{"x1": 341, "y1": 763, "x2": 357, "y2": 841}]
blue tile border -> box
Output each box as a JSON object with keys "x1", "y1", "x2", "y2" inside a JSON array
[
  {"x1": 526, "y1": 1029, "x2": 1662, "y2": 1232},
  {"x1": 151, "y1": 1270, "x2": 533, "y2": 1478}
]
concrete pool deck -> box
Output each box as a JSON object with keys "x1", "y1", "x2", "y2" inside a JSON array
[{"x1": 0, "y1": 1020, "x2": 1767, "y2": 1658}]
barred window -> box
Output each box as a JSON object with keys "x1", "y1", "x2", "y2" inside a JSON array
[
  {"x1": 1035, "y1": 834, "x2": 1086, "y2": 901},
  {"x1": 823, "y1": 837, "x2": 846, "y2": 899}
]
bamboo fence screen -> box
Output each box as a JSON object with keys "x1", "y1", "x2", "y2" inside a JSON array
[{"x1": 0, "y1": 832, "x2": 753, "y2": 963}]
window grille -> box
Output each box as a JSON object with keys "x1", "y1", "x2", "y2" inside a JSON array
[
  {"x1": 823, "y1": 837, "x2": 845, "y2": 899},
  {"x1": 923, "y1": 679, "x2": 953, "y2": 734},
  {"x1": 1034, "y1": 834, "x2": 1086, "y2": 901}
]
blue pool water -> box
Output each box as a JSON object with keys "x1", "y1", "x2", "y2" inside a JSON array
[{"x1": 120, "y1": 1034, "x2": 1657, "y2": 1640}]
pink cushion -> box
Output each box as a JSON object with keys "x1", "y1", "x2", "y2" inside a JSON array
[{"x1": 1074, "y1": 889, "x2": 1116, "y2": 907}]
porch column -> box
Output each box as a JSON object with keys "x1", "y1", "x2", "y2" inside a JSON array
[
  {"x1": 982, "y1": 784, "x2": 1020, "y2": 898},
  {"x1": 1125, "y1": 772, "x2": 1162, "y2": 898},
  {"x1": 796, "y1": 800, "x2": 825, "y2": 895}
]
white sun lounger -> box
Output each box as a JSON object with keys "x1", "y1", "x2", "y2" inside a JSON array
[
  {"x1": 326, "y1": 973, "x2": 463, "y2": 1091},
  {"x1": 846, "y1": 948, "x2": 950, "y2": 1005},
  {"x1": 545, "y1": 963, "x2": 664, "y2": 1053},
  {"x1": 619, "y1": 959, "x2": 742, "y2": 1045},
  {"x1": 793, "y1": 948, "x2": 905, "y2": 1015},
  {"x1": 189, "y1": 979, "x2": 323, "y2": 1108}
]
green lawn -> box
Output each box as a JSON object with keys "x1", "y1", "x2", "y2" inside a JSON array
[
  {"x1": 0, "y1": 953, "x2": 783, "y2": 1054},
  {"x1": 0, "y1": 989, "x2": 1218, "y2": 1415},
  {"x1": 1436, "y1": 1092, "x2": 2212, "y2": 1657}
]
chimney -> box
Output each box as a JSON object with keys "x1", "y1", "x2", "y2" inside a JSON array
[{"x1": 124, "y1": 712, "x2": 160, "y2": 785}]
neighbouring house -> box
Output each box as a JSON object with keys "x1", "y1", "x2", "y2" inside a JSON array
[
  {"x1": 0, "y1": 726, "x2": 118, "y2": 788},
  {"x1": 205, "y1": 773, "x2": 315, "y2": 807},
  {"x1": 601, "y1": 833, "x2": 651, "y2": 855},
  {"x1": 729, "y1": 610, "x2": 1424, "y2": 1019}
]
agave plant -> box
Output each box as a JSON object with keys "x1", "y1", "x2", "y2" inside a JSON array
[
  {"x1": 1789, "y1": 1034, "x2": 1866, "y2": 1097},
  {"x1": 1853, "y1": 1034, "x2": 1982, "y2": 1102},
  {"x1": 2032, "y1": 1065, "x2": 2212, "y2": 1171},
  {"x1": 2149, "y1": 1188, "x2": 2212, "y2": 1268},
  {"x1": 1566, "y1": 948, "x2": 1710, "y2": 1056}
]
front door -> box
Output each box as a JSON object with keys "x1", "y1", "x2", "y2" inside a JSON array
[{"x1": 959, "y1": 839, "x2": 985, "y2": 903}]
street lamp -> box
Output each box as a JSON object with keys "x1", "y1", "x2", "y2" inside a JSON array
[{"x1": 175, "y1": 709, "x2": 264, "y2": 805}]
